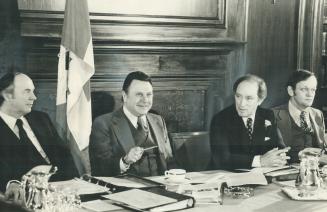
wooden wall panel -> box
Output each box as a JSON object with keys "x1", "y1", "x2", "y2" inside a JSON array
[
  {"x1": 16, "y1": 0, "x2": 247, "y2": 133},
  {"x1": 18, "y1": 0, "x2": 225, "y2": 27},
  {"x1": 245, "y1": 0, "x2": 298, "y2": 107},
  {"x1": 34, "y1": 77, "x2": 223, "y2": 133}
]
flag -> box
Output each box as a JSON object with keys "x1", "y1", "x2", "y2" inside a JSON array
[{"x1": 56, "y1": 0, "x2": 94, "y2": 174}]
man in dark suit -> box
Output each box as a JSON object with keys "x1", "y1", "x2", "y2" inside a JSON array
[
  {"x1": 89, "y1": 71, "x2": 175, "y2": 177},
  {"x1": 274, "y1": 70, "x2": 327, "y2": 163},
  {"x1": 0, "y1": 71, "x2": 78, "y2": 202},
  {"x1": 210, "y1": 75, "x2": 289, "y2": 170}
]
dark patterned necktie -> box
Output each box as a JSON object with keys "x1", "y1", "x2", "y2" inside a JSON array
[
  {"x1": 246, "y1": 118, "x2": 253, "y2": 141},
  {"x1": 300, "y1": 111, "x2": 312, "y2": 133}
]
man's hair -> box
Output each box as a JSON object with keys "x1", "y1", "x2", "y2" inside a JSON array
[
  {"x1": 233, "y1": 74, "x2": 267, "y2": 101},
  {"x1": 286, "y1": 69, "x2": 316, "y2": 90},
  {"x1": 122, "y1": 71, "x2": 152, "y2": 93},
  {"x1": 0, "y1": 68, "x2": 22, "y2": 106}
]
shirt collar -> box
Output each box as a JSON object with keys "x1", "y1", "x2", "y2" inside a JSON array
[
  {"x1": 242, "y1": 114, "x2": 256, "y2": 127},
  {"x1": 0, "y1": 110, "x2": 25, "y2": 131},
  {"x1": 123, "y1": 106, "x2": 147, "y2": 128},
  {"x1": 288, "y1": 100, "x2": 310, "y2": 120}
]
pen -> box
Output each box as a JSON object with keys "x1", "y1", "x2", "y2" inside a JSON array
[{"x1": 143, "y1": 146, "x2": 158, "y2": 151}]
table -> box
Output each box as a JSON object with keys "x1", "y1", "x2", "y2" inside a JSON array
[
  {"x1": 149, "y1": 171, "x2": 327, "y2": 212},
  {"x1": 12, "y1": 170, "x2": 327, "y2": 212}
]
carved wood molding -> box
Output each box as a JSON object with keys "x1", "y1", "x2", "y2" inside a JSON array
[{"x1": 18, "y1": 0, "x2": 226, "y2": 28}]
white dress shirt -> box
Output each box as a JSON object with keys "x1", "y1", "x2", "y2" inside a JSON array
[{"x1": 0, "y1": 110, "x2": 50, "y2": 164}]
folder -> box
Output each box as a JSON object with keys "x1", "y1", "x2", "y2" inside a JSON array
[{"x1": 103, "y1": 187, "x2": 195, "y2": 212}]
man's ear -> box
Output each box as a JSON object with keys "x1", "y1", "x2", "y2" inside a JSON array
[
  {"x1": 1, "y1": 90, "x2": 13, "y2": 101},
  {"x1": 287, "y1": 86, "x2": 294, "y2": 97},
  {"x1": 122, "y1": 91, "x2": 127, "y2": 103}
]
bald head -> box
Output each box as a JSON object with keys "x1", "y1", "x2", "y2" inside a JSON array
[{"x1": 0, "y1": 72, "x2": 36, "y2": 118}]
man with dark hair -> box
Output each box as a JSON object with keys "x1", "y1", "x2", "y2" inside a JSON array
[
  {"x1": 274, "y1": 69, "x2": 327, "y2": 163},
  {"x1": 89, "y1": 71, "x2": 175, "y2": 176},
  {"x1": 0, "y1": 71, "x2": 78, "y2": 202},
  {"x1": 210, "y1": 74, "x2": 289, "y2": 170}
]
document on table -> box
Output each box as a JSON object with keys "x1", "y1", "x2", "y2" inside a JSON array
[
  {"x1": 95, "y1": 176, "x2": 148, "y2": 188},
  {"x1": 50, "y1": 178, "x2": 109, "y2": 195},
  {"x1": 102, "y1": 189, "x2": 177, "y2": 210},
  {"x1": 251, "y1": 166, "x2": 294, "y2": 174},
  {"x1": 186, "y1": 172, "x2": 227, "y2": 184},
  {"x1": 225, "y1": 170, "x2": 268, "y2": 187},
  {"x1": 82, "y1": 200, "x2": 123, "y2": 212}
]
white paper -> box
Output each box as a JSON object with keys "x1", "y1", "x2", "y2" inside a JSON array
[
  {"x1": 252, "y1": 165, "x2": 291, "y2": 174},
  {"x1": 82, "y1": 200, "x2": 122, "y2": 212},
  {"x1": 225, "y1": 170, "x2": 268, "y2": 187},
  {"x1": 95, "y1": 176, "x2": 148, "y2": 188},
  {"x1": 50, "y1": 178, "x2": 109, "y2": 195},
  {"x1": 102, "y1": 189, "x2": 177, "y2": 209},
  {"x1": 186, "y1": 171, "x2": 227, "y2": 184}
]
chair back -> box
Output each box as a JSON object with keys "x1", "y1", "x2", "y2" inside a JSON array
[{"x1": 169, "y1": 131, "x2": 211, "y2": 172}]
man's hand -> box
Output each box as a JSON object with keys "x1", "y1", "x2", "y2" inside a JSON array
[
  {"x1": 123, "y1": 146, "x2": 144, "y2": 165},
  {"x1": 261, "y1": 147, "x2": 290, "y2": 167},
  {"x1": 320, "y1": 154, "x2": 327, "y2": 165},
  {"x1": 4, "y1": 182, "x2": 25, "y2": 206}
]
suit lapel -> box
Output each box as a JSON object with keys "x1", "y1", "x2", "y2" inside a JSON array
[
  {"x1": 111, "y1": 109, "x2": 135, "y2": 154},
  {"x1": 25, "y1": 113, "x2": 49, "y2": 150},
  {"x1": 0, "y1": 117, "x2": 20, "y2": 145},
  {"x1": 252, "y1": 110, "x2": 265, "y2": 145},
  {"x1": 275, "y1": 108, "x2": 292, "y2": 146},
  {"x1": 231, "y1": 108, "x2": 250, "y2": 145},
  {"x1": 146, "y1": 114, "x2": 168, "y2": 170},
  {"x1": 147, "y1": 115, "x2": 162, "y2": 145},
  {"x1": 308, "y1": 108, "x2": 324, "y2": 148}
]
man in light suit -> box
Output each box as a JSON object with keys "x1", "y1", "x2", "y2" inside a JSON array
[
  {"x1": 89, "y1": 71, "x2": 175, "y2": 177},
  {"x1": 0, "y1": 70, "x2": 78, "y2": 203},
  {"x1": 210, "y1": 75, "x2": 289, "y2": 170},
  {"x1": 274, "y1": 69, "x2": 327, "y2": 163}
]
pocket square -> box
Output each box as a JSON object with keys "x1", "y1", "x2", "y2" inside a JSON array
[
  {"x1": 265, "y1": 137, "x2": 271, "y2": 141},
  {"x1": 265, "y1": 120, "x2": 272, "y2": 128}
]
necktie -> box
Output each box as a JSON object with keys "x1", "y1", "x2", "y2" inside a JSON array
[
  {"x1": 16, "y1": 119, "x2": 31, "y2": 145},
  {"x1": 137, "y1": 116, "x2": 149, "y2": 133},
  {"x1": 300, "y1": 111, "x2": 312, "y2": 133},
  {"x1": 246, "y1": 118, "x2": 253, "y2": 141}
]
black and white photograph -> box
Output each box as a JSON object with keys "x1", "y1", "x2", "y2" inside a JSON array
[{"x1": 1, "y1": 0, "x2": 327, "y2": 211}]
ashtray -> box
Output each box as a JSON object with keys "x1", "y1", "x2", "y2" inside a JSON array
[{"x1": 223, "y1": 186, "x2": 254, "y2": 199}]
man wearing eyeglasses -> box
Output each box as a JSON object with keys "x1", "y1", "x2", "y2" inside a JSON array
[{"x1": 274, "y1": 69, "x2": 327, "y2": 163}]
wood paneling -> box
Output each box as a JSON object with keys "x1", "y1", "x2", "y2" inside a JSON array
[
  {"x1": 16, "y1": 0, "x2": 248, "y2": 132},
  {"x1": 245, "y1": 0, "x2": 298, "y2": 107},
  {"x1": 18, "y1": 0, "x2": 225, "y2": 27},
  {"x1": 297, "y1": 0, "x2": 324, "y2": 78}
]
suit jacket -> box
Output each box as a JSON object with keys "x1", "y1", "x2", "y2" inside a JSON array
[
  {"x1": 210, "y1": 105, "x2": 285, "y2": 170},
  {"x1": 273, "y1": 104, "x2": 326, "y2": 162},
  {"x1": 0, "y1": 111, "x2": 78, "y2": 192},
  {"x1": 89, "y1": 108, "x2": 174, "y2": 176}
]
